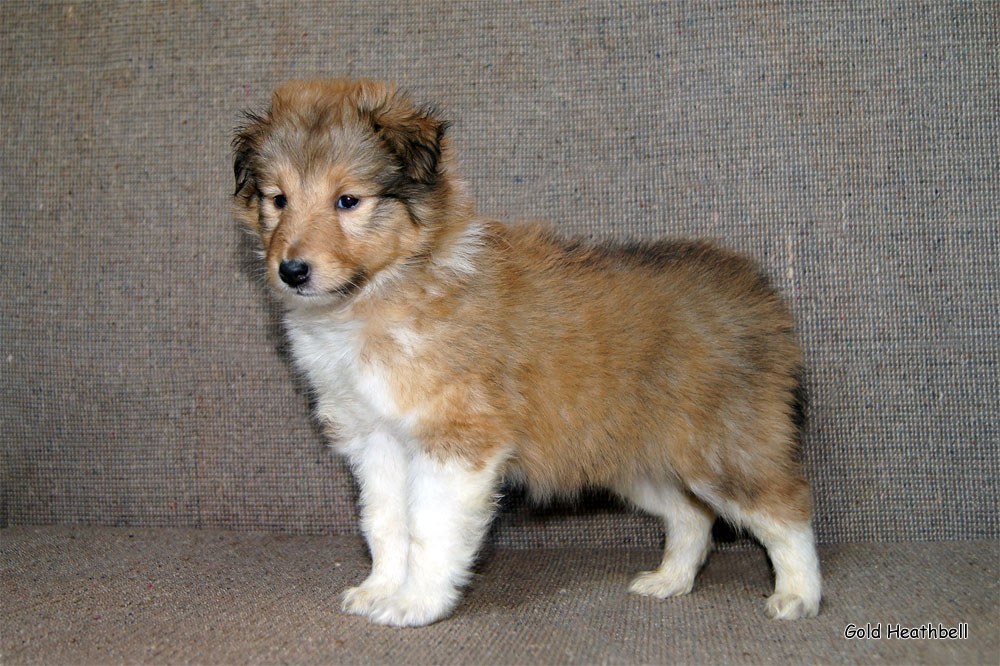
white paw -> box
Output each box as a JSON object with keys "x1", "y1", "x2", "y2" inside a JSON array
[
  {"x1": 628, "y1": 568, "x2": 696, "y2": 599},
  {"x1": 366, "y1": 587, "x2": 459, "y2": 627},
  {"x1": 765, "y1": 592, "x2": 820, "y2": 620},
  {"x1": 341, "y1": 577, "x2": 403, "y2": 617}
]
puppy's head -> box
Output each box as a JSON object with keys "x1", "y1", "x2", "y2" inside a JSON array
[{"x1": 233, "y1": 79, "x2": 452, "y2": 305}]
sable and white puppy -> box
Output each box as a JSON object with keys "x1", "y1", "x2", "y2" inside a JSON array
[{"x1": 233, "y1": 79, "x2": 822, "y2": 627}]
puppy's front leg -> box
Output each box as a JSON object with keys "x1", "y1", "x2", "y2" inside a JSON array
[
  {"x1": 368, "y1": 448, "x2": 506, "y2": 627},
  {"x1": 341, "y1": 431, "x2": 411, "y2": 616}
]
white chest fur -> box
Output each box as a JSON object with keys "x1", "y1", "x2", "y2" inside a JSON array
[{"x1": 284, "y1": 310, "x2": 410, "y2": 445}]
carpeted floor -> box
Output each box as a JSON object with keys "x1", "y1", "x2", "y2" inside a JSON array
[{"x1": 3, "y1": 527, "x2": 996, "y2": 664}]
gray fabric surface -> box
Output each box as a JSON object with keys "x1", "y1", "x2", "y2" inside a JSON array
[
  {"x1": 1, "y1": 2, "x2": 998, "y2": 546},
  {"x1": 2, "y1": 527, "x2": 998, "y2": 665}
]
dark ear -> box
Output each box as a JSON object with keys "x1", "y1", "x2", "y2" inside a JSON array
[
  {"x1": 232, "y1": 110, "x2": 269, "y2": 197},
  {"x1": 368, "y1": 98, "x2": 449, "y2": 186}
]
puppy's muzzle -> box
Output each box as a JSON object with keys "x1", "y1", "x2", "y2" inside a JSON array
[{"x1": 279, "y1": 258, "x2": 311, "y2": 287}]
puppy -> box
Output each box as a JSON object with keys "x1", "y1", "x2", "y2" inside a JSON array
[{"x1": 232, "y1": 79, "x2": 822, "y2": 627}]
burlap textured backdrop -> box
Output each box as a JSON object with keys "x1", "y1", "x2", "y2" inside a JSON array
[{"x1": 1, "y1": 2, "x2": 997, "y2": 545}]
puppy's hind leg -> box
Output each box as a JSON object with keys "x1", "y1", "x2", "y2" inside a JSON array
[
  {"x1": 754, "y1": 516, "x2": 821, "y2": 620},
  {"x1": 690, "y1": 477, "x2": 822, "y2": 620},
  {"x1": 618, "y1": 479, "x2": 715, "y2": 599}
]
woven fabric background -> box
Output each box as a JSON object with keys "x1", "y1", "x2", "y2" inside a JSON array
[{"x1": 1, "y1": 2, "x2": 997, "y2": 545}]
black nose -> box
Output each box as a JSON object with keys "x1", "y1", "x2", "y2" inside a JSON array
[{"x1": 278, "y1": 258, "x2": 310, "y2": 287}]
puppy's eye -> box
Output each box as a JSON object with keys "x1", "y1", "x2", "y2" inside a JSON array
[
  {"x1": 273, "y1": 194, "x2": 287, "y2": 209},
  {"x1": 337, "y1": 194, "x2": 360, "y2": 210}
]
